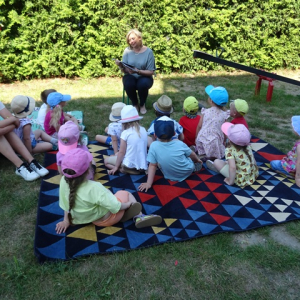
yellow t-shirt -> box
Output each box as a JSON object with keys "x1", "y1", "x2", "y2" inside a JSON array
[{"x1": 59, "y1": 177, "x2": 121, "y2": 224}]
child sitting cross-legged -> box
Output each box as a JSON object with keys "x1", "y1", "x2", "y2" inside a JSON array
[
  {"x1": 55, "y1": 148, "x2": 162, "y2": 233},
  {"x1": 138, "y1": 116, "x2": 203, "y2": 192}
]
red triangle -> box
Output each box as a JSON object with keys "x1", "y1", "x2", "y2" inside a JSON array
[
  {"x1": 186, "y1": 180, "x2": 202, "y2": 189},
  {"x1": 251, "y1": 138, "x2": 260, "y2": 143},
  {"x1": 197, "y1": 174, "x2": 214, "y2": 181},
  {"x1": 205, "y1": 182, "x2": 222, "y2": 192},
  {"x1": 201, "y1": 201, "x2": 219, "y2": 212},
  {"x1": 257, "y1": 152, "x2": 285, "y2": 162},
  {"x1": 210, "y1": 213, "x2": 231, "y2": 225},
  {"x1": 213, "y1": 192, "x2": 231, "y2": 203},
  {"x1": 192, "y1": 190, "x2": 210, "y2": 201},
  {"x1": 153, "y1": 175, "x2": 163, "y2": 183},
  {"x1": 138, "y1": 192, "x2": 156, "y2": 203},
  {"x1": 48, "y1": 150, "x2": 58, "y2": 154},
  {"x1": 153, "y1": 185, "x2": 190, "y2": 205},
  {"x1": 47, "y1": 163, "x2": 58, "y2": 170},
  {"x1": 168, "y1": 180, "x2": 178, "y2": 186},
  {"x1": 179, "y1": 197, "x2": 197, "y2": 209}
]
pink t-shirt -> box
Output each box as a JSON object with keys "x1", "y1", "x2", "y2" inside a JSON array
[{"x1": 44, "y1": 110, "x2": 64, "y2": 136}]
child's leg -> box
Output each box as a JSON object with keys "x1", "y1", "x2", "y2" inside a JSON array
[
  {"x1": 96, "y1": 134, "x2": 111, "y2": 144},
  {"x1": 270, "y1": 160, "x2": 292, "y2": 176},
  {"x1": 104, "y1": 155, "x2": 118, "y2": 170},
  {"x1": 32, "y1": 142, "x2": 53, "y2": 154},
  {"x1": 0, "y1": 135, "x2": 24, "y2": 167},
  {"x1": 213, "y1": 159, "x2": 227, "y2": 172}
]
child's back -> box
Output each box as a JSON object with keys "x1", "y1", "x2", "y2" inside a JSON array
[{"x1": 230, "y1": 99, "x2": 249, "y2": 129}]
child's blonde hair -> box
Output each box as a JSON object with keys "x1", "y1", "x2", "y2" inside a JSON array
[
  {"x1": 50, "y1": 105, "x2": 63, "y2": 132},
  {"x1": 123, "y1": 121, "x2": 141, "y2": 137}
]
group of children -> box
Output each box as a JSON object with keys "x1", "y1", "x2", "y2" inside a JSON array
[{"x1": 2, "y1": 84, "x2": 300, "y2": 234}]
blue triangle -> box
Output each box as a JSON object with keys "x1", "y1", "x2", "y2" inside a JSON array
[
  {"x1": 100, "y1": 235, "x2": 125, "y2": 246},
  {"x1": 222, "y1": 205, "x2": 243, "y2": 217},
  {"x1": 186, "y1": 209, "x2": 207, "y2": 221},
  {"x1": 221, "y1": 225, "x2": 234, "y2": 231},
  {"x1": 73, "y1": 242, "x2": 99, "y2": 258},
  {"x1": 126, "y1": 229, "x2": 155, "y2": 248},
  {"x1": 225, "y1": 185, "x2": 241, "y2": 194},
  {"x1": 245, "y1": 207, "x2": 264, "y2": 218},
  {"x1": 106, "y1": 246, "x2": 126, "y2": 252},
  {"x1": 185, "y1": 229, "x2": 199, "y2": 238},
  {"x1": 292, "y1": 188, "x2": 300, "y2": 195},
  {"x1": 244, "y1": 189, "x2": 255, "y2": 196},
  {"x1": 39, "y1": 220, "x2": 62, "y2": 236},
  {"x1": 133, "y1": 183, "x2": 141, "y2": 190},
  {"x1": 256, "y1": 161, "x2": 264, "y2": 166},
  {"x1": 291, "y1": 207, "x2": 300, "y2": 214},
  {"x1": 112, "y1": 187, "x2": 123, "y2": 194},
  {"x1": 37, "y1": 238, "x2": 65, "y2": 259},
  {"x1": 257, "y1": 219, "x2": 273, "y2": 226},
  {"x1": 122, "y1": 220, "x2": 135, "y2": 228},
  {"x1": 233, "y1": 217, "x2": 255, "y2": 229},
  {"x1": 180, "y1": 219, "x2": 193, "y2": 228},
  {"x1": 269, "y1": 180, "x2": 280, "y2": 186},
  {"x1": 130, "y1": 174, "x2": 146, "y2": 182},
  {"x1": 40, "y1": 201, "x2": 63, "y2": 216},
  {"x1": 142, "y1": 203, "x2": 161, "y2": 215},
  {"x1": 195, "y1": 222, "x2": 218, "y2": 234},
  {"x1": 262, "y1": 175, "x2": 272, "y2": 180},
  {"x1": 107, "y1": 149, "x2": 114, "y2": 155},
  {"x1": 109, "y1": 175, "x2": 119, "y2": 180},
  {"x1": 157, "y1": 234, "x2": 172, "y2": 243},
  {"x1": 42, "y1": 187, "x2": 59, "y2": 197},
  {"x1": 169, "y1": 228, "x2": 183, "y2": 237},
  {"x1": 260, "y1": 204, "x2": 272, "y2": 211}
]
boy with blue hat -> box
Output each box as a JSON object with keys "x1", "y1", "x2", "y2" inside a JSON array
[{"x1": 138, "y1": 116, "x2": 202, "y2": 192}]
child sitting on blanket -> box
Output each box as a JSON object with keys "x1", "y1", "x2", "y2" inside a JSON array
[
  {"x1": 229, "y1": 99, "x2": 249, "y2": 129},
  {"x1": 106, "y1": 105, "x2": 148, "y2": 175},
  {"x1": 96, "y1": 102, "x2": 126, "y2": 155},
  {"x1": 44, "y1": 92, "x2": 79, "y2": 137},
  {"x1": 37, "y1": 89, "x2": 57, "y2": 128},
  {"x1": 55, "y1": 148, "x2": 162, "y2": 234},
  {"x1": 270, "y1": 116, "x2": 300, "y2": 187},
  {"x1": 206, "y1": 123, "x2": 258, "y2": 187},
  {"x1": 57, "y1": 121, "x2": 95, "y2": 180},
  {"x1": 138, "y1": 116, "x2": 203, "y2": 192},
  {"x1": 11, "y1": 95, "x2": 58, "y2": 154}
]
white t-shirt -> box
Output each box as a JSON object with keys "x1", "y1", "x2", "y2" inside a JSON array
[
  {"x1": 121, "y1": 126, "x2": 148, "y2": 170},
  {"x1": 107, "y1": 122, "x2": 123, "y2": 149},
  {"x1": 37, "y1": 103, "x2": 48, "y2": 128}
]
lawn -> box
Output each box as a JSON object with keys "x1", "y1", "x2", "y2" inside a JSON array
[{"x1": 1, "y1": 71, "x2": 300, "y2": 300}]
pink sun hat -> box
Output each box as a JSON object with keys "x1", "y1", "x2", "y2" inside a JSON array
[
  {"x1": 58, "y1": 121, "x2": 80, "y2": 154},
  {"x1": 221, "y1": 122, "x2": 251, "y2": 146}
]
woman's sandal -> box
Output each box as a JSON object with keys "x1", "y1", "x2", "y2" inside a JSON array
[
  {"x1": 120, "y1": 202, "x2": 142, "y2": 222},
  {"x1": 133, "y1": 214, "x2": 162, "y2": 229}
]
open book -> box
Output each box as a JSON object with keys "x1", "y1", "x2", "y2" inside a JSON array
[{"x1": 113, "y1": 59, "x2": 136, "y2": 71}]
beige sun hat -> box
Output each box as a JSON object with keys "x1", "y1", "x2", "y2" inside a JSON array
[
  {"x1": 153, "y1": 95, "x2": 174, "y2": 114},
  {"x1": 118, "y1": 105, "x2": 143, "y2": 123},
  {"x1": 11, "y1": 95, "x2": 35, "y2": 118},
  {"x1": 109, "y1": 102, "x2": 126, "y2": 121}
]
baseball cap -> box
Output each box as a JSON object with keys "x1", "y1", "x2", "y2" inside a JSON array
[
  {"x1": 231, "y1": 99, "x2": 249, "y2": 115},
  {"x1": 11, "y1": 95, "x2": 35, "y2": 118},
  {"x1": 221, "y1": 122, "x2": 251, "y2": 146},
  {"x1": 47, "y1": 92, "x2": 71, "y2": 109},
  {"x1": 58, "y1": 121, "x2": 80, "y2": 154},
  {"x1": 205, "y1": 85, "x2": 229, "y2": 106},
  {"x1": 292, "y1": 116, "x2": 300, "y2": 136},
  {"x1": 184, "y1": 96, "x2": 199, "y2": 114},
  {"x1": 61, "y1": 148, "x2": 93, "y2": 178},
  {"x1": 154, "y1": 116, "x2": 175, "y2": 140}
]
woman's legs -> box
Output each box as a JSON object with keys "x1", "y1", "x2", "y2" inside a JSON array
[
  {"x1": 136, "y1": 76, "x2": 153, "y2": 107},
  {"x1": 123, "y1": 75, "x2": 139, "y2": 106}
]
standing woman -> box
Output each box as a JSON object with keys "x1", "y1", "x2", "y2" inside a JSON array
[{"x1": 115, "y1": 29, "x2": 156, "y2": 115}]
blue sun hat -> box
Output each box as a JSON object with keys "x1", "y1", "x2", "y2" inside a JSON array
[
  {"x1": 291, "y1": 116, "x2": 300, "y2": 135},
  {"x1": 205, "y1": 85, "x2": 229, "y2": 106}
]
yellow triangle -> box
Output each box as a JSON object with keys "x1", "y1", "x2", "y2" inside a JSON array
[
  {"x1": 274, "y1": 176, "x2": 284, "y2": 181},
  {"x1": 250, "y1": 143, "x2": 268, "y2": 151},
  {"x1": 103, "y1": 155, "x2": 110, "y2": 160},
  {"x1": 94, "y1": 173, "x2": 108, "y2": 180},
  {"x1": 88, "y1": 144, "x2": 108, "y2": 152},
  {"x1": 95, "y1": 167, "x2": 106, "y2": 172},
  {"x1": 93, "y1": 157, "x2": 102, "y2": 163},
  {"x1": 259, "y1": 166, "x2": 269, "y2": 170},
  {"x1": 152, "y1": 226, "x2": 166, "y2": 234},
  {"x1": 164, "y1": 218, "x2": 177, "y2": 227},
  {"x1": 284, "y1": 181, "x2": 294, "y2": 187},
  {"x1": 44, "y1": 174, "x2": 62, "y2": 185},
  {"x1": 67, "y1": 224, "x2": 97, "y2": 241},
  {"x1": 251, "y1": 185, "x2": 261, "y2": 190},
  {"x1": 98, "y1": 226, "x2": 122, "y2": 235},
  {"x1": 98, "y1": 180, "x2": 109, "y2": 185},
  {"x1": 257, "y1": 180, "x2": 266, "y2": 185}
]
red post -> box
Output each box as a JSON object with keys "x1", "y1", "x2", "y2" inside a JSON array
[{"x1": 255, "y1": 74, "x2": 275, "y2": 102}]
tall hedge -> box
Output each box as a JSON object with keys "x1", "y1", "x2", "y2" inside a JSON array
[{"x1": 0, "y1": 0, "x2": 299, "y2": 82}]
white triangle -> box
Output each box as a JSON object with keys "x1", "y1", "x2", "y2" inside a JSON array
[
  {"x1": 235, "y1": 195, "x2": 252, "y2": 205},
  {"x1": 265, "y1": 197, "x2": 278, "y2": 203},
  {"x1": 250, "y1": 143, "x2": 268, "y2": 151},
  {"x1": 274, "y1": 204, "x2": 287, "y2": 212},
  {"x1": 282, "y1": 199, "x2": 293, "y2": 206},
  {"x1": 264, "y1": 185, "x2": 274, "y2": 191},
  {"x1": 252, "y1": 197, "x2": 263, "y2": 203},
  {"x1": 257, "y1": 190, "x2": 269, "y2": 197},
  {"x1": 269, "y1": 212, "x2": 290, "y2": 222}
]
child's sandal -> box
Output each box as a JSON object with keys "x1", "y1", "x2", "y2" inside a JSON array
[{"x1": 133, "y1": 214, "x2": 162, "y2": 228}]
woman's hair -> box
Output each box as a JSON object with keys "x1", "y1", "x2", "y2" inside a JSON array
[
  {"x1": 126, "y1": 29, "x2": 142, "y2": 48},
  {"x1": 49, "y1": 105, "x2": 63, "y2": 132},
  {"x1": 41, "y1": 89, "x2": 57, "y2": 104},
  {"x1": 123, "y1": 120, "x2": 141, "y2": 137},
  {"x1": 230, "y1": 141, "x2": 252, "y2": 162},
  {"x1": 63, "y1": 167, "x2": 90, "y2": 225}
]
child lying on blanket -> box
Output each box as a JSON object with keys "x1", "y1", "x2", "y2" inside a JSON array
[
  {"x1": 270, "y1": 116, "x2": 300, "y2": 187},
  {"x1": 138, "y1": 116, "x2": 202, "y2": 192},
  {"x1": 55, "y1": 148, "x2": 162, "y2": 234}
]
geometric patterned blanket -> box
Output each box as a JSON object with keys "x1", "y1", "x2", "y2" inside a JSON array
[{"x1": 34, "y1": 137, "x2": 300, "y2": 263}]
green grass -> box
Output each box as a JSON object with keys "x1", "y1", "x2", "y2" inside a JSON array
[{"x1": 1, "y1": 71, "x2": 300, "y2": 299}]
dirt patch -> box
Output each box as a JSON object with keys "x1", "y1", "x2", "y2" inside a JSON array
[
  {"x1": 269, "y1": 226, "x2": 300, "y2": 251},
  {"x1": 233, "y1": 231, "x2": 267, "y2": 249}
]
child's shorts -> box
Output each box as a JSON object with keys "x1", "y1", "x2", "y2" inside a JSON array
[
  {"x1": 31, "y1": 137, "x2": 37, "y2": 149},
  {"x1": 92, "y1": 190, "x2": 129, "y2": 227},
  {"x1": 105, "y1": 136, "x2": 112, "y2": 146}
]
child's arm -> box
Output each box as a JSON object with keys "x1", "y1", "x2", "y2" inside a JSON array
[
  {"x1": 178, "y1": 132, "x2": 184, "y2": 141},
  {"x1": 138, "y1": 163, "x2": 157, "y2": 192},
  {"x1": 111, "y1": 135, "x2": 119, "y2": 155},
  {"x1": 195, "y1": 114, "x2": 204, "y2": 137},
  {"x1": 295, "y1": 144, "x2": 300, "y2": 187},
  {"x1": 224, "y1": 158, "x2": 236, "y2": 185},
  {"x1": 189, "y1": 151, "x2": 202, "y2": 163},
  {"x1": 63, "y1": 112, "x2": 78, "y2": 124},
  {"x1": 108, "y1": 139, "x2": 126, "y2": 175},
  {"x1": 22, "y1": 124, "x2": 33, "y2": 153},
  {"x1": 55, "y1": 211, "x2": 70, "y2": 234}
]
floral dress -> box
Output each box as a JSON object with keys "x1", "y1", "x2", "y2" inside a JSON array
[{"x1": 281, "y1": 140, "x2": 300, "y2": 173}]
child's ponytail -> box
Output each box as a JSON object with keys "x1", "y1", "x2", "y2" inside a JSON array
[
  {"x1": 50, "y1": 105, "x2": 63, "y2": 132},
  {"x1": 123, "y1": 121, "x2": 141, "y2": 137}
]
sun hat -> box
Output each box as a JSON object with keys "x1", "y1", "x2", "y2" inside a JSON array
[
  {"x1": 221, "y1": 122, "x2": 251, "y2": 146},
  {"x1": 58, "y1": 121, "x2": 80, "y2": 154},
  {"x1": 11, "y1": 95, "x2": 35, "y2": 118},
  {"x1": 184, "y1": 96, "x2": 199, "y2": 114},
  {"x1": 231, "y1": 99, "x2": 249, "y2": 115},
  {"x1": 153, "y1": 95, "x2": 174, "y2": 114},
  {"x1": 109, "y1": 102, "x2": 126, "y2": 121},
  {"x1": 47, "y1": 92, "x2": 71, "y2": 109},
  {"x1": 118, "y1": 105, "x2": 143, "y2": 123},
  {"x1": 205, "y1": 85, "x2": 229, "y2": 106},
  {"x1": 154, "y1": 116, "x2": 175, "y2": 140},
  {"x1": 61, "y1": 148, "x2": 93, "y2": 178},
  {"x1": 292, "y1": 116, "x2": 300, "y2": 136}
]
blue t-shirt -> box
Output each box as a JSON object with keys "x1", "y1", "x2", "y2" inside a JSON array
[{"x1": 147, "y1": 140, "x2": 194, "y2": 182}]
